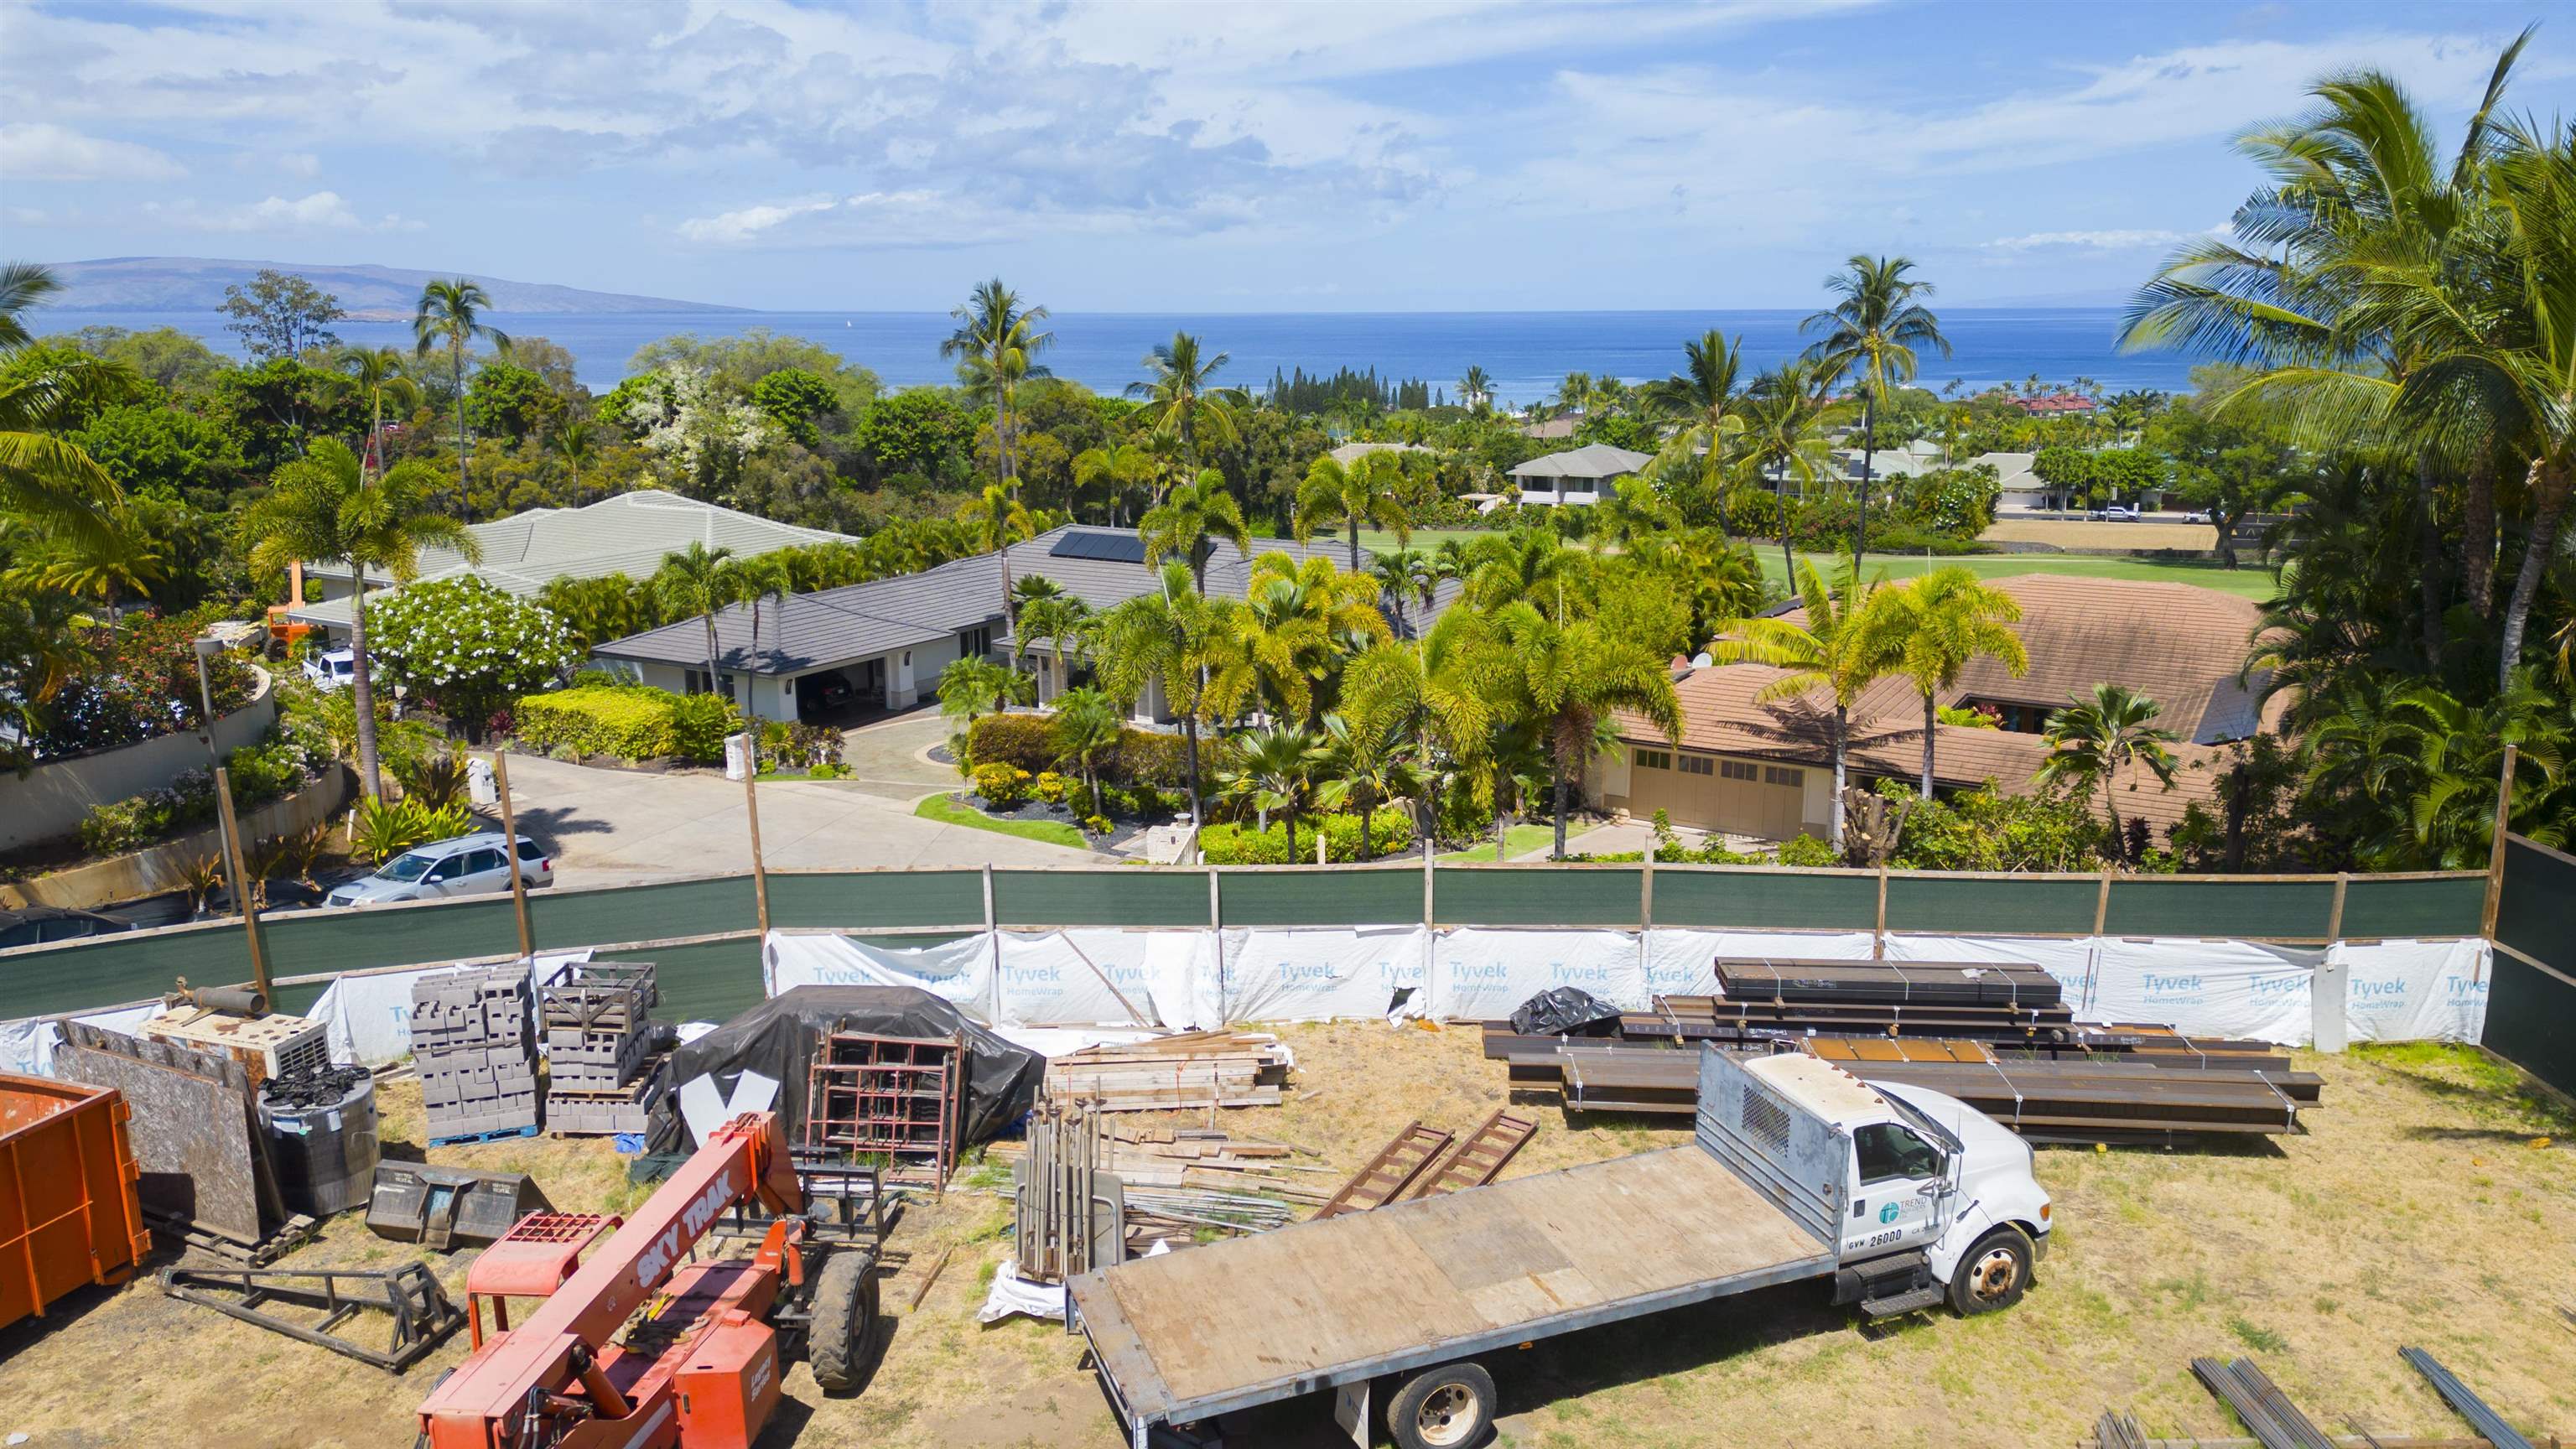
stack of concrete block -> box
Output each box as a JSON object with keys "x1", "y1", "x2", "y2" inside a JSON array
[
  {"x1": 410, "y1": 966, "x2": 539, "y2": 1142},
  {"x1": 540, "y1": 961, "x2": 664, "y2": 1136}
]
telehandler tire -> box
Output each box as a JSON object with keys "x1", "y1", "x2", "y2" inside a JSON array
[{"x1": 808, "y1": 1249, "x2": 881, "y2": 1393}]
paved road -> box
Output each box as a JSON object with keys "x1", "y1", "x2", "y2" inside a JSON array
[{"x1": 496, "y1": 711, "x2": 1091, "y2": 887}]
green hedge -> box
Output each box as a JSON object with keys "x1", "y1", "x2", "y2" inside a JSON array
[
  {"x1": 515, "y1": 685, "x2": 735, "y2": 764},
  {"x1": 1202, "y1": 810, "x2": 1415, "y2": 864}
]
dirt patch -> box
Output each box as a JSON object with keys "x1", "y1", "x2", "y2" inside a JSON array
[
  {"x1": 3, "y1": 1030, "x2": 2568, "y2": 1448},
  {"x1": 1982, "y1": 518, "x2": 2219, "y2": 551}
]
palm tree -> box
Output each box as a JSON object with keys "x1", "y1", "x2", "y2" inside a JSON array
[
  {"x1": 653, "y1": 540, "x2": 741, "y2": 708},
  {"x1": 1592, "y1": 476, "x2": 1675, "y2": 552},
  {"x1": 1138, "y1": 469, "x2": 1249, "y2": 594},
  {"x1": 1315, "y1": 711, "x2": 1416, "y2": 860},
  {"x1": 1555, "y1": 371, "x2": 1594, "y2": 418},
  {"x1": 413, "y1": 278, "x2": 508, "y2": 515},
  {"x1": 0, "y1": 262, "x2": 136, "y2": 548},
  {"x1": 553, "y1": 417, "x2": 597, "y2": 498},
  {"x1": 938, "y1": 654, "x2": 1025, "y2": 748},
  {"x1": 1341, "y1": 611, "x2": 1501, "y2": 861},
  {"x1": 1011, "y1": 580, "x2": 1090, "y2": 700},
  {"x1": 1802, "y1": 255, "x2": 1950, "y2": 568},
  {"x1": 238, "y1": 439, "x2": 479, "y2": 799},
  {"x1": 1093, "y1": 562, "x2": 1233, "y2": 825},
  {"x1": 1295, "y1": 449, "x2": 1408, "y2": 571},
  {"x1": 1223, "y1": 722, "x2": 1327, "y2": 862},
  {"x1": 1049, "y1": 686, "x2": 1124, "y2": 816},
  {"x1": 2034, "y1": 683, "x2": 2182, "y2": 854},
  {"x1": 1210, "y1": 552, "x2": 1389, "y2": 725},
  {"x1": 1646, "y1": 330, "x2": 1750, "y2": 532},
  {"x1": 1493, "y1": 600, "x2": 1683, "y2": 858},
  {"x1": 335, "y1": 345, "x2": 419, "y2": 477},
  {"x1": 942, "y1": 278, "x2": 1052, "y2": 493},
  {"x1": 1126, "y1": 332, "x2": 1244, "y2": 464},
  {"x1": 735, "y1": 553, "x2": 793, "y2": 727},
  {"x1": 1869, "y1": 569, "x2": 2029, "y2": 798},
  {"x1": 957, "y1": 478, "x2": 1035, "y2": 631},
  {"x1": 1743, "y1": 360, "x2": 1845, "y2": 582},
  {"x1": 1457, "y1": 365, "x2": 1494, "y2": 415},
  {"x1": 1369, "y1": 548, "x2": 1436, "y2": 633},
  {"x1": 1464, "y1": 527, "x2": 1580, "y2": 615},
  {"x1": 1071, "y1": 440, "x2": 1163, "y2": 525},
  {"x1": 1705, "y1": 561, "x2": 1896, "y2": 852}
]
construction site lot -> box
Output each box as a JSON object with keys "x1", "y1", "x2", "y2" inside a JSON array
[{"x1": 3, "y1": 1026, "x2": 2570, "y2": 1449}]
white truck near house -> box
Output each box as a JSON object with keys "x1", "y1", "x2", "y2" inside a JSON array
[{"x1": 1069, "y1": 1047, "x2": 2054, "y2": 1449}]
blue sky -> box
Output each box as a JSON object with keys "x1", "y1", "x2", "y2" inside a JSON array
[{"x1": 3, "y1": 0, "x2": 2569, "y2": 311}]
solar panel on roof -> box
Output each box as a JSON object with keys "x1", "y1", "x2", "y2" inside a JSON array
[{"x1": 1049, "y1": 531, "x2": 1149, "y2": 564}]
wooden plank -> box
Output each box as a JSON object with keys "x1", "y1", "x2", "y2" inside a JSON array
[
  {"x1": 1400, "y1": 1109, "x2": 1537, "y2": 1202},
  {"x1": 1313, "y1": 1122, "x2": 1452, "y2": 1219}
]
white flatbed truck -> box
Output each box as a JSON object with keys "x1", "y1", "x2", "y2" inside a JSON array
[{"x1": 1067, "y1": 1047, "x2": 2054, "y2": 1449}]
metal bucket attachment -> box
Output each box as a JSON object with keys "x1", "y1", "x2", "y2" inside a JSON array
[{"x1": 364, "y1": 1163, "x2": 550, "y2": 1251}]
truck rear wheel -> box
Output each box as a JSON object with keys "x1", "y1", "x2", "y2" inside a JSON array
[
  {"x1": 808, "y1": 1249, "x2": 881, "y2": 1394},
  {"x1": 1949, "y1": 1227, "x2": 2033, "y2": 1315},
  {"x1": 1388, "y1": 1361, "x2": 1495, "y2": 1449}
]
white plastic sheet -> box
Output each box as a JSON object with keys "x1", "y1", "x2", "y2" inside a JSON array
[
  {"x1": 976, "y1": 1259, "x2": 1066, "y2": 1324},
  {"x1": 1429, "y1": 928, "x2": 1643, "y2": 1021},
  {"x1": 2335, "y1": 937, "x2": 2491, "y2": 1044},
  {"x1": 0, "y1": 1003, "x2": 158, "y2": 1078},
  {"x1": 995, "y1": 931, "x2": 1160, "y2": 1027},
  {"x1": 2084, "y1": 937, "x2": 2320, "y2": 1045},
  {"x1": 1218, "y1": 927, "x2": 1429, "y2": 1023},
  {"x1": 307, "y1": 949, "x2": 592, "y2": 1066},
  {"x1": 765, "y1": 932, "x2": 995, "y2": 1016}
]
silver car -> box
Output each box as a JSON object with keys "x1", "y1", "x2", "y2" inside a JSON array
[{"x1": 325, "y1": 832, "x2": 553, "y2": 906}]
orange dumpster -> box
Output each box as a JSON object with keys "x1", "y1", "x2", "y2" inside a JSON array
[{"x1": 1, "y1": 1072, "x2": 152, "y2": 1331}]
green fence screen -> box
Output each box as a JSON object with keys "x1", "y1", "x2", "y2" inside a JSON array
[
  {"x1": 1221, "y1": 868, "x2": 1420, "y2": 927},
  {"x1": 1885, "y1": 875, "x2": 2096, "y2": 936},
  {"x1": 994, "y1": 870, "x2": 1207, "y2": 927},
  {"x1": 1650, "y1": 868, "x2": 1878, "y2": 930},
  {"x1": 2489, "y1": 837, "x2": 2576, "y2": 1097},
  {"x1": 769, "y1": 871, "x2": 981, "y2": 930},
  {"x1": 2103, "y1": 878, "x2": 2336, "y2": 939},
  {"x1": 1436, "y1": 867, "x2": 1641, "y2": 926},
  {"x1": 2337, "y1": 875, "x2": 2487, "y2": 940}
]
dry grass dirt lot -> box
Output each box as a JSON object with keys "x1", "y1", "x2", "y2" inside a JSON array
[
  {"x1": 3, "y1": 1028, "x2": 2570, "y2": 1449},
  {"x1": 1981, "y1": 518, "x2": 2219, "y2": 552}
]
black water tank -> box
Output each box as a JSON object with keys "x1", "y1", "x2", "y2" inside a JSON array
[{"x1": 260, "y1": 1066, "x2": 382, "y2": 1217}]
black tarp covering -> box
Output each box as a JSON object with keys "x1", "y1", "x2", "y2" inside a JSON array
[
  {"x1": 1509, "y1": 987, "x2": 1625, "y2": 1036},
  {"x1": 667, "y1": 985, "x2": 1043, "y2": 1148}
]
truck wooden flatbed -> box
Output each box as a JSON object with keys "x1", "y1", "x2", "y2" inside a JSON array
[{"x1": 1068, "y1": 1048, "x2": 2051, "y2": 1449}]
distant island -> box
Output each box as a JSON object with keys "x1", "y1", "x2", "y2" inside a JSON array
[{"x1": 36, "y1": 257, "x2": 747, "y2": 318}]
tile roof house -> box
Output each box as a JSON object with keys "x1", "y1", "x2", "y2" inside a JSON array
[
  {"x1": 589, "y1": 524, "x2": 1459, "y2": 724},
  {"x1": 2012, "y1": 392, "x2": 2098, "y2": 416},
  {"x1": 1595, "y1": 576, "x2": 2282, "y2": 843},
  {"x1": 1506, "y1": 444, "x2": 1653, "y2": 506},
  {"x1": 286, "y1": 490, "x2": 852, "y2": 632},
  {"x1": 1326, "y1": 441, "x2": 1433, "y2": 467}
]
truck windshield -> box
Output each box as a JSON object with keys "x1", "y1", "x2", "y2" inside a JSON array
[{"x1": 1883, "y1": 1089, "x2": 1965, "y2": 1156}]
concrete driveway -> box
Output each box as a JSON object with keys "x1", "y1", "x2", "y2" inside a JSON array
[{"x1": 494, "y1": 712, "x2": 1088, "y2": 887}]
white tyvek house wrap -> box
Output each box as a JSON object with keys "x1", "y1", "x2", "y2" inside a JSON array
[
  {"x1": 2084, "y1": 937, "x2": 2321, "y2": 1045},
  {"x1": 2334, "y1": 937, "x2": 2490, "y2": 1043},
  {"x1": 1217, "y1": 926, "x2": 1430, "y2": 1023},
  {"x1": 764, "y1": 932, "x2": 995, "y2": 1016},
  {"x1": 0, "y1": 1002, "x2": 158, "y2": 1078},
  {"x1": 1428, "y1": 929, "x2": 1643, "y2": 1021}
]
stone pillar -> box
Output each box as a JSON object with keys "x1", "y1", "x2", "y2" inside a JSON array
[{"x1": 886, "y1": 650, "x2": 918, "y2": 709}]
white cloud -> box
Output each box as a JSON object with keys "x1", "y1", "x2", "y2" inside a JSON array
[
  {"x1": 276, "y1": 151, "x2": 321, "y2": 178},
  {"x1": 143, "y1": 190, "x2": 418, "y2": 233},
  {"x1": 1983, "y1": 229, "x2": 2201, "y2": 252},
  {"x1": 678, "y1": 194, "x2": 839, "y2": 243},
  {"x1": 0, "y1": 121, "x2": 184, "y2": 181}
]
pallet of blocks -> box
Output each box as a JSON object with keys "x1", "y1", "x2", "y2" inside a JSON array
[
  {"x1": 409, "y1": 966, "x2": 539, "y2": 1145},
  {"x1": 1042, "y1": 1031, "x2": 1293, "y2": 1111},
  {"x1": 540, "y1": 961, "x2": 664, "y2": 1137}
]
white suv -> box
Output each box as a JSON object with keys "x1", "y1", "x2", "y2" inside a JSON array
[
  {"x1": 325, "y1": 832, "x2": 553, "y2": 906},
  {"x1": 304, "y1": 647, "x2": 356, "y2": 689}
]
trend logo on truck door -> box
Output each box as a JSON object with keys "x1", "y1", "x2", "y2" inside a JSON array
[
  {"x1": 635, "y1": 1176, "x2": 737, "y2": 1289},
  {"x1": 1877, "y1": 1202, "x2": 1901, "y2": 1225}
]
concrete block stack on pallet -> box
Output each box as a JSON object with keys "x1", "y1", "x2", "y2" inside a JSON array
[
  {"x1": 410, "y1": 966, "x2": 539, "y2": 1145},
  {"x1": 541, "y1": 962, "x2": 664, "y2": 1136}
]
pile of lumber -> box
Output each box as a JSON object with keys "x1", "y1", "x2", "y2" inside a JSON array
[
  {"x1": 1044, "y1": 1031, "x2": 1292, "y2": 1111},
  {"x1": 988, "y1": 1124, "x2": 1325, "y2": 1251}
]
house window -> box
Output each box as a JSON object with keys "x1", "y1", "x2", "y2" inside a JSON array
[
  {"x1": 1764, "y1": 766, "x2": 1804, "y2": 787},
  {"x1": 1960, "y1": 698, "x2": 2045, "y2": 733},
  {"x1": 1679, "y1": 755, "x2": 1714, "y2": 776},
  {"x1": 960, "y1": 625, "x2": 995, "y2": 657},
  {"x1": 1634, "y1": 749, "x2": 1672, "y2": 771},
  {"x1": 683, "y1": 668, "x2": 735, "y2": 702},
  {"x1": 1719, "y1": 759, "x2": 1758, "y2": 782}
]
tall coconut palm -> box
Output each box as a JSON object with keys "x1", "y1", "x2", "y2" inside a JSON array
[
  {"x1": 1211, "y1": 553, "x2": 1388, "y2": 725},
  {"x1": 239, "y1": 439, "x2": 480, "y2": 799},
  {"x1": 1126, "y1": 332, "x2": 1245, "y2": 464},
  {"x1": 1071, "y1": 440, "x2": 1163, "y2": 524},
  {"x1": 1493, "y1": 600, "x2": 1683, "y2": 858},
  {"x1": 0, "y1": 262, "x2": 137, "y2": 548},
  {"x1": 957, "y1": 477, "x2": 1035, "y2": 631},
  {"x1": 1340, "y1": 610, "x2": 1503, "y2": 861},
  {"x1": 553, "y1": 417, "x2": 597, "y2": 498},
  {"x1": 1369, "y1": 548, "x2": 1437, "y2": 633},
  {"x1": 1464, "y1": 527, "x2": 1581, "y2": 615},
  {"x1": 1139, "y1": 469, "x2": 1249, "y2": 594},
  {"x1": 942, "y1": 278, "x2": 1053, "y2": 493},
  {"x1": 1555, "y1": 371, "x2": 1594, "y2": 417},
  {"x1": 735, "y1": 553, "x2": 793, "y2": 726},
  {"x1": 1743, "y1": 360, "x2": 1846, "y2": 583},
  {"x1": 2034, "y1": 683, "x2": 2181, "y2": 854},
  {"x1": 1802, "y1": 256, "x2": 1950, "y2": 568},
  {"x1": 1705, "y1": 561, "x2": 1896, "y2": 852},
  {"x1": 1223, "y1": 722, "x2": 1328, "y2": 861},
  {"x1": 413, "y1": 278, "x2": 509, "y2": 514},
  {"x1": 1646, "y1": 330, "x2": 1750, "y2": 532},
  {"x1": 653, "y1": 540, "x2": 742, "y2": 709},
  {"x1": 1295, "y1": 449, "x2": 1408, "y2": 572},
  {"x1": 1011, "y1": 582, "x2": 1090, "y2": 700},
  {"x1": 1093, "y1": 563, "x2": 1233, "y2": 826},
  {"x1": 1457, "y1": 365, "x2": 1494, "y2": 415},
  {"x1": 335, "y1": 345, "x2": 419, "y2": 477},
  {"x1": 1868, "y1": 568, "x2": 2030, "y2": 798}
]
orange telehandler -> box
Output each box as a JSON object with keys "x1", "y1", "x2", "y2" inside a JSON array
[{"x1": 415, "y1": 1111, "x2": 886, "y2": 1449}]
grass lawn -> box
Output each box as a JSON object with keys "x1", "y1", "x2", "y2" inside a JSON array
[
  {"x1": 1355, "y1": 526, "x2": 1493, "y2": 555},
  {"x1": 1755, "y1": 548, "x2": 2282, "y2": 600},
  {"x1": 913, "y1": 790, "x2": 1090, "y2": 849},
  {"x1": 1439, "y1": 821, "x2": 1589, "y2": 861}
]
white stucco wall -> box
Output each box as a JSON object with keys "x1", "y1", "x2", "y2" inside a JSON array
[{"x1": 0, "y1": 665, "x2": 278, "y2": 849}]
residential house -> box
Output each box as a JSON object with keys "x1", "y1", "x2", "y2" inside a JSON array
[
  {"x1": 1325, "y1": 441, "x2": 1432, "y2": 467},
  {"x1": 1506, "y1": 443, "x2": 1652, "y2": 506},
  {"x1": 284, "y1": 490, "x2": 852, "y2": 636},
  {"x1": 1517, "y1": 415, "x2": 1578, "y2": 442},
  {"x1": 2012, "y1": 392, "x2": 2097, "y2": 416},
  {"x1": 1834, "y1": 438, "x2": 1947, "y2": 482},
  {"x1": 1592, "y1": 576, "x2": 2280, "y2": 842},
  {"x1": 589, "y1": 525, "x2": 1459, "y2": 724}
]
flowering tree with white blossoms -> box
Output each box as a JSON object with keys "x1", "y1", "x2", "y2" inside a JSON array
[
  {"x1": 366, "y1": 576, "x2": 581, "y2": 741},
  {"x1": 624, "y1": 362, "x2": 777, "y2": 505}
]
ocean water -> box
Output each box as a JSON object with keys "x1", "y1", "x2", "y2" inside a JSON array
[{"x1": 39, "y1": 307, "x2": 2195, "y2": 404}]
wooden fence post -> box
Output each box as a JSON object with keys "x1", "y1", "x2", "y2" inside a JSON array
[
  {"x1": 742, "y1": 740, "x2": 771, "y2": 937},
  {"x1": 2093, "y1": 867, "x2": 2113, "y2": 937},
  {"x1": 493, "y1": 751, "x2": 534, "y2": 963},
  {"x1": 2482, "y1": 742, "x2": 2517, "y2": 941},
  {"x1": 1872, "y1": 866, "x2": 1889, "y2": 959},
  {"x1": 2325, "y1": 872, "x2": 2348, "y2": 945},
  {"x1": 212, "y1": 766, "x2": 270, "y2": 1002}
]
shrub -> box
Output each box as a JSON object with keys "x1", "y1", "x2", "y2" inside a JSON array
[
  {"x1": 807, "y1": 761, "x2": 851, "y2": 780},
  {"x1": 32, "y1": 610, "x2": 257, "y2": 758},
  {"x1": 350, "y1": 797, "x2": 475, "y2": 865},
  {"x1": 1200, "y1": 808, "x2": 1414, "y2": 865},
  {"x1": 74, "y1": 729, "x2": 320, "y2": 855},
  {"x1": 365, "y1": 576, "x2": 579, "y2": 740},
  {"x1": 668, "y1": 694, "x2": 738, "y2": 765},
  {"x1": 1107, "y1": 727, "x2": 1192, "y2": 788},
  {"x1": 964, "y1": 711, "x2": 1054, "y2": 773},
  {"x1": 516, "y1": 685, "x2": 678, "y2": 759},
  {"x1": 1082, "y1": 814, "x2": 1113, "y2": 836},
  {"x1": 782, "y1": 721, "x2": 844, "y2": 771},
  {"x1": 974, "y1": 762, "x2": 1033, "y2": 807},
  {"x1": 1034, "y1": 771, "x2": 1067, "y2": 805},
  {"x1": 1774, "y1": 834, "x2": 1842, "y2": 868}
]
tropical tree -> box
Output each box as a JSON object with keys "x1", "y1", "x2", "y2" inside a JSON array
[
  {"x1": 652, "y1": 540, "x2": 742, "y2": 709},
  {"x1": 1050, "y1": 686, "x2": 1124, "y2": 816},
  {"x1": 1223, "y1": 722, "x2": 1328, "y2": 861},
  {"x1": 1592, "y1": 476, "x2": 1676, "y2": 551},
  {"x1": 1493, "y1": 600, "x2": 1683, "y2": 857},
  {"x1": 237, "y1": 438, "x2": 480, "y2": 798},
  {"x1": 1295, "y1": 449, "x2": 1408, "y2": 571},
  {"x1": 1126, "y1": 332, "x2": 1244, "y2": 464},
  {"x1": 1071, "y1": 440, "x2": 1163, "y2": 524},
  {"x1": 1742, "y1": 359, "x2": 1846, "y2": 580},
  {"x1": 2034, "y1": 683, "x2": 2181, "y2": 853},
  {"x1": 1315, "y1": 711, "x2": 1416, "y2": 860},
  {"x1": 1011, "y1": 577, "x2": 1090, "y2": 699},
  {"x1": 1341, "y1": 610, "x2": 1502, "y2": 860},
  {"x1": 1705, "y1": 561, "x2": 1895, "y2": 851},
  {"x1": 939, "y1": 654, "x2": 1026, "y2": 746},
  {"x1": 1868, "y1": 568, "x2": 2029, "y2": 798},
  {"x1": 1457, "y1": 365, "x2": 1494, "y2": 414},
  {"x1": 957, "y1": 478, "x2": 1035, "y2": 629},
  {"x1": 1211, "y1": 552, "x2": 1389, "y2": 725},
  {"x1": 735, "y1": 553, "x2": 792, "y2": 726},
  {"x1": 1802, "y1": 256, "x2": 1950, "y2": 566},
  {"x1": 413, "y1": 278, "x2": 509, "y2": 512},
  {"x1": 1139, "y1": 469, "x2": 1248, "y2": 593},
  {"x1": 1369, "y1": 548, "x2": 1437, "y2": 633},
  {"x1": 0, "y1": 262, "x2": 137, "y2": 548},
  {"x1": 335, "y1": 345, "x2": 419, "y2": 476},
  {"x1": 553, "y1": 416, "x2": 597, "y2": 496},
  {"x1": 1093, "y1": 562, "x2": 1233, "y2": 826},
  {"x1": 942, "y1": 278, "x2": 1052, "y2": 493},
  {"x1": 2304, "y1": 669, "x2": 2568, "y2": 866},
  {"x1": 1646, "y1": 330, "x2": 1750, "y2": 532},
  {"x1": 1463, "y1": 527, "x2": 1581, "y2": 614}
]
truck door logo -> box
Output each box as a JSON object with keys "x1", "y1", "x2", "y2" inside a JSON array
[{"x1": 1878, "y1": 1202, "x2": 1900, "y2": 1224}]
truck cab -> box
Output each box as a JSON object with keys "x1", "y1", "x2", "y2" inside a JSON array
[{"x1": 1736, "y1": 1053, "x2": 2051, "y2": 1317}]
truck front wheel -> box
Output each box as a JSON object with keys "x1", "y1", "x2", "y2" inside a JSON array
[
  {"x1": 1388, "y1": 1361, "x2": 1496, "y2": 1449},
  {"x1": 1949, "y1": 1227, "x2": 2033, "y2": 1315}
]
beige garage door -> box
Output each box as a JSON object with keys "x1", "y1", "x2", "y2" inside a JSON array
[{"x1": 1626, "y1": 750, "x2": 1808, "y2": 839}]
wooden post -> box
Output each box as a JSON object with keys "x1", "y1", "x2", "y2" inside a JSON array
[
  {"x1": 742, "y1": 739, "x2": 771, "y2": 937},
  {"x1": 212, "y1": 766, "x2": 270, "y2": 1003},
  {"x1": 1639, "y1": 856, "x2": 1655, "y2": 930},
  {"x1": 1872, "y1": 865, "x2": 1889, "y2": 959},
  {"x1": 2325, "y1": 872, "x2": 2348, "y2": 945},
  {"x1": 492, "y1": 751, "x2": 534, "y2": 963},
  {"x1": 2481, "y1": 742, "x2": 2517, "y2": 941},
  {"x1": 2093, "y1": 867, "x2": 2113, "y2": 937}
]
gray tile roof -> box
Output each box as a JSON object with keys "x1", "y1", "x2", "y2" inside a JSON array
[
  {"x1": 591, "y1": 524, "x2": 1461, "y2": 675},
  {"x1": 1509, "y1": 444, "x2": 1653, "y2": 482}
]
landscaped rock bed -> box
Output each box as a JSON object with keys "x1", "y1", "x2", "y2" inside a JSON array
[{"x1": 952, "y1": 792, "x2": 1156, "y2": 854}]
